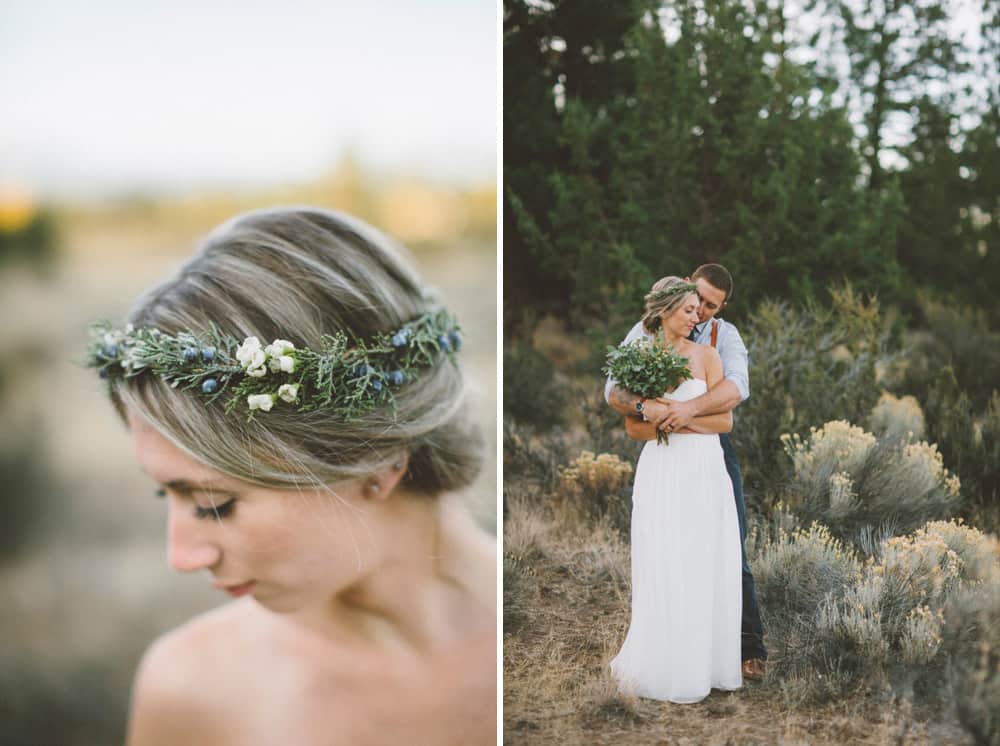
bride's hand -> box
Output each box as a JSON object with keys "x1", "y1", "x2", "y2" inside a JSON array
[{"x1": 658, "y1": 399, "x2": 697, "y2": 432}]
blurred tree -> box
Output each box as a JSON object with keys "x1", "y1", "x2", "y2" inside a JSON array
[
  {"x1": 801, "y1": 0, "x2": 972, "y2": 192},
  {"x1": 503, "y1": 0, "x2": 654, "y2": 335},
  {"x1": 504, "y1": 0, "x2": 902, "y2": 335},
  {"x1": 0, "y1": 209, "x2": 58, "y2": 272}
]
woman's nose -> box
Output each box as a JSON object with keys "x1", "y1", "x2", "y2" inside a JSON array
[{"x1": 166, "y1": 500, "x2": 221, "y2": 572}]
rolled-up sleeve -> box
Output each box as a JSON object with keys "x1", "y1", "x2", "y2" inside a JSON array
[
  {"x1": 603, "y1": 321, "x2": 647, "y2": 403},
  {"x1": 719, "y1": 323, "x2": 750, "y2": 402}
]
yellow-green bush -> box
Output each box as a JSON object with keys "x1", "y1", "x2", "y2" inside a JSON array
[
  {"x1": 868, "y1": 390, "x2": 926, "y2": 441},
  {"x1": 554, "y1": 451, "x2": 633, "y2": 533},
  {"x1": 781, "y1": 420, "x2": 961, "y2": 541}
]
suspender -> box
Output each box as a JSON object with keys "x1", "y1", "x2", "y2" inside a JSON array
[{"x1": 710, "y1": 319, "x2": 718, "y2": 348}]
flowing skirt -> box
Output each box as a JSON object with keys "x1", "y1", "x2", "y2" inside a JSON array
[{"x1": 610, "y1": 432, "x2": 743, "y2": 703}]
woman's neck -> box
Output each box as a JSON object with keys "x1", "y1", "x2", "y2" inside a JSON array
[
  {"x1": 296, "y1": 494, "x2": 494, "y2": 654},
  {"x1": 659, "y1": 322, "x2": 687, "y2": 348}
]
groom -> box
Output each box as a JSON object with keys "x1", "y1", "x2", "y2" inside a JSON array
[{"x1": 604, "y1": 263, "x2": 767, "y2": 680}]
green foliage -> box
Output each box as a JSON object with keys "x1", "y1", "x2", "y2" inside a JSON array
[
  {"x1": 890, "y1": 302, "x2": 1000, "y2": 530},
  {"x1": 602, "y1": 332, "x2": 692, "y2": 400},
  {"x1": 0, "y1": 210, "x2": 58, "y2": 271},
  {"x1": 896, "y1": 299, "x2": 1000, "y2": 412},
  {"x1": 801, "y1": 0, "x2": 972, "y2": 192},
  {"x1": 505, "y1": 0, "x2": 1000, "y2": 327},
  {"x1": 503, "y1": 0, "x2": 904, "y2": 332},
  {"x1": 503, "y1": 420, "x2": 571, "y2": 491},
  {"x1": 502, "y1": 343, "x2": 568, "y2": 431},
  {"x1": 0, "y1": 426, "x2": 54, "y2": 562},
  {"x1": 733, "y1": 285, "x2": 887, "y2": 509}
]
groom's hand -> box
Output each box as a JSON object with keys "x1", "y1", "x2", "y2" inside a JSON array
[
  {"x1": 640, "y1": 399, "x2": 672, "y2": 429},
  {"x1": 658, "y1": 399, "x2": 697, "y2": 431}
]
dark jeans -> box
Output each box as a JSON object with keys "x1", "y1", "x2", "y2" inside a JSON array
[{"x1": 719, "y1": 433, "x2": 767, "y2": 661}]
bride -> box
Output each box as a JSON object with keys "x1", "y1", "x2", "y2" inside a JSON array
[
  {"x1": 87, "y1": 207, "x2": 495, "y2": 744},
  {"x1": 610, "y1": 277, "x2": 742, "y2": 703}
]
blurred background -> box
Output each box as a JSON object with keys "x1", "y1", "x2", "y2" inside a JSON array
[{"x1": 1, "y1": 2, "x2": 496, "y2": 743}]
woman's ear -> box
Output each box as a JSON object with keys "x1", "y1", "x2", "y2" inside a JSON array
[{"x1": 362, "y1": 453, "x2": 410, "y2": 500}]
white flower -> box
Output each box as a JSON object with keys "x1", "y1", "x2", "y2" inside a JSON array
[
  {"x1": 278, "y1": 383, "x2": 299, "y2": 403},
  {"x1": 267, "y1": 354, "x2": 296, "y2": 373},
  {"x1": 265, "y1": 339, "x2": 295, "y2": 358},
  {"x1": 236, "y1": 337, "x2": 263, "y2": 366},
  {"x1": 246, "y1": 364, "x2": 268, "y2": 378},
  {"x1": 247, "y1": 393, "x2": 275, "y2": 412}
]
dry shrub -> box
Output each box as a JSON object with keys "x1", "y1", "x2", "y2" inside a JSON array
[
  {"x1": 553, "y1": 450, "x2": 633, "y2": 535},
  {"x1": 502, "y1": 491, "x2": 547, "y2": 634},
  {"x1": 503, "y1": 550, "x2": 537, "y2": 635},
  {"x1": 782, "y1": 420, "x2": 877, "y2": 482},
  {"x1": 868, "y1": 390, "x2": 926, "y2": 441},
  {"x1": 919, "y1": 519, "x2": 1000, "y2": 583},
  {"x1": 577, "y1": 667, "x2": 651, "y2": 726},
  {"x1": 755, "y1": 516, "x2": 1000, "y2": 726},
  {"x1": 942, "y1": 580, "x2": 1000, "y2": 745},
  {"x1": 879, "y1": 527, "x2": 965, "y2": 609},
  {"x1": 503, "y1": 421, "x2": 566, "y2": 491},
  {"x1": 781, "y1": 420, "x2": 961, "y2": 542},
  {"x1": 754, "y1": 522, "x2": 861, "y2": 631}
]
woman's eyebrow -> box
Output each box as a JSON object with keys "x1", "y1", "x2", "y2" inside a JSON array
[{"x1": 164, "y1": 479, "x2": 239, "y2": 495}]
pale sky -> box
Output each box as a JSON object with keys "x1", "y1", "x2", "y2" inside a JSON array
[{"x1": 0, "y1": 0, "x2": 497, "y2": 198}]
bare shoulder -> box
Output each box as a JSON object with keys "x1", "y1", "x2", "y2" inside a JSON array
[
  {"x1": 687, "y1": 342, "x2": 722, "y2": 366},
  {"x1": 126, "y1": 602, "x2": 255, "y2": 746},
  {"x1": 701, "y1": 344, "x2": 723, "y2": 366}
]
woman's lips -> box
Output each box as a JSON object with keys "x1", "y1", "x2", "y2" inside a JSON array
[{"x1": 216, "y1": 580, "x2": 256, "y2": 597}]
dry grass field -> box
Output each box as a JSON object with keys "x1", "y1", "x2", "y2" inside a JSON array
[{"x1": 503, "y1": 492, "x2": 976, "y2": 746}]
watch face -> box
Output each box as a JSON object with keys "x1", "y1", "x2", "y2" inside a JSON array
[{"x1": 636, "y1": 401, "x2": 644, "y2": 412}]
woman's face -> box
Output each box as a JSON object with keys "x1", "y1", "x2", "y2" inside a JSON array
[
  {"x1": 127, "y1": 409, "x2": 383, "y2": 614},
  {"x1": 662, "y1": 292, "x2": 700, "y2": 338}
]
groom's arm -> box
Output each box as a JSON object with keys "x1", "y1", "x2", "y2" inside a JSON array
[
  {"x1": 661, "y1": 380, "x2": 742, "y2": 421},
  {"x1": 609, "y1": 384, "x2": 673, "y2": 428},
  {"x1": 660, "y1": 325, "x2": 749, "y2": 429}
]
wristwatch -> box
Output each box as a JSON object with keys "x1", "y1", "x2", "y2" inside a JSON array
[{"x1": 635, "y1": 397, "x2": 646, "y2": 420}]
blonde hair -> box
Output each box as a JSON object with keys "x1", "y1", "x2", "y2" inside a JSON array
[
  {"x1": 111, "y1": 207, "x2": 482, "y2": 494},
  {"x1": 640, "y1": 276, "x2": 697, "y2": 333}
]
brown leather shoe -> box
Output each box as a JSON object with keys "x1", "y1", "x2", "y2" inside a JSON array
[{"x1": 741, "y1": 658, "x2": 766, "y2": 681}]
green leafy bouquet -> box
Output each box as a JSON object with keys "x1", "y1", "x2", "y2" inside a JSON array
[{"x1": 603, "y1": 331, "x2": 692, "y2": 444}]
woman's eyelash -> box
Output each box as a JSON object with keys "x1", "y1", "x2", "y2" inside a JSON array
[
  {"x1": 153, "y1": 488, "x2": 236, "y2": 520},
  {"x1": 193, "y1": 498, "x2": 236, "y2": 520}
]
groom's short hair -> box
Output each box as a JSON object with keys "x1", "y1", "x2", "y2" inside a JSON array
[{"x1": 692, "y1": 263, "x2": 733, "y2": 302}]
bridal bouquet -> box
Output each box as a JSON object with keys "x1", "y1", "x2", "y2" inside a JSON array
[{"x1": 603, "y1": 332, "x2": 692, "y2": 444}]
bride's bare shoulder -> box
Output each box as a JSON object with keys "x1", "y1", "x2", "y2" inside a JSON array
[
  {"x1": 689, "y1": 342, "x2": 721, "y2": 364},
  {"x1": 126, "y1": 601, "x2": 257, "y2": 745}
]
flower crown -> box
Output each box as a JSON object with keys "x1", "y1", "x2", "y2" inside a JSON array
[
  {"x1": 646, "y1": 282, "x2": 698, "y2": 306},
  {"x1": 86, "y1": 310, "x2": 461, "y2": 420}
]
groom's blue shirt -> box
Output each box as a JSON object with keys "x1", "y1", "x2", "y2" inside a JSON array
[{"x1": 603, "y1": 318, "x2": 750, "y2": 403}]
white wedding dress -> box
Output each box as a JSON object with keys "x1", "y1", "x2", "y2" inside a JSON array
[{"x1": 610, "y1": 378, "x2": 743, "y2": 703}]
